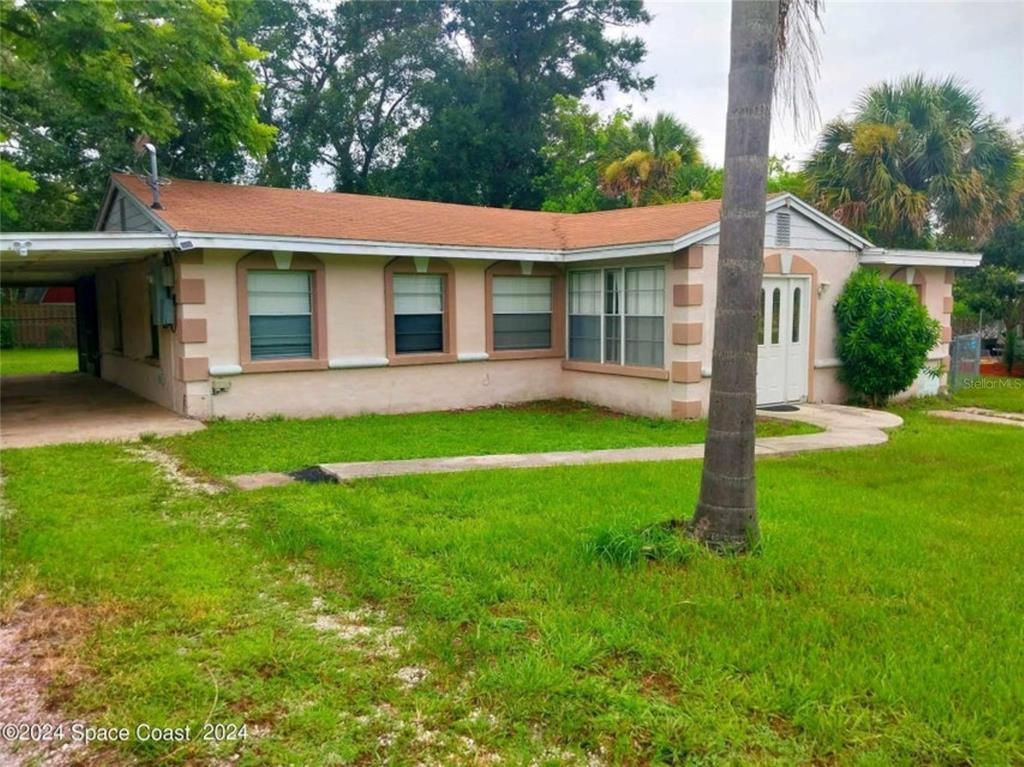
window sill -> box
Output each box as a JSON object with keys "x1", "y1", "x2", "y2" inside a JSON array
[
  {"x1": 487, "y1": 348, "x2": 564, "y2": 361},
  {"x1": 387, "y1": 352, "x2": 458, "y2": 367},
  {"x1": 240, "y1": 358, "x2": 329, "y2": 373},
  {"x1": 561, "y1": 360, "x2": 669, "y2": 380}
]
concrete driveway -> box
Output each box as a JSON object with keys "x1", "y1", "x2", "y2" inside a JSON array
[{"x1": 1, "y1": 373, "x2": 203, "y2": 448}]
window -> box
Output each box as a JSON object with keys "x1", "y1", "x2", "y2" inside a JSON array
[
  {"x1": 770, "y1": 287, "x2": 781, "y2": 344},
  {"x1": 791, "y1": 286, "x2": 802, "y2": 343},
  {"x1": 492, "y1": 276, "x2": 552, "y2": 350},
  {"x1": 569, "y1": 266, "x2": 664, "y2": 368},
  {"x1": 757, "y1": 288, "x2": 765, "y2": 345},
  {"x1": 568, "y1": 270, "x2": 601, "y2": 361},
  {"x1": 247, "y1": 270, "x2": 313, "y2": 360},
  {"x1": 394, "y1": 273, "x2": 444, "y2": 354},
  {"x1": 776, "y1": 210, "x2": 791, "y2": 246}
]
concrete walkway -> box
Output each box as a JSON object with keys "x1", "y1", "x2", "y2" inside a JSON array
[
  {"x1": 1, "y1": 373, "x2": 204, "y2": 448},
  {"x1": 231, "y1": 404, "x2": 902, "y2": 488},
  {"x1": 929, "y1": 408, "x2": 1024, "y2": 428}
]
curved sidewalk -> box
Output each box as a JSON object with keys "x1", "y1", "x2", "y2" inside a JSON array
[{"x1": 232, "y1": 404, "x2": 900, "y2": 487}]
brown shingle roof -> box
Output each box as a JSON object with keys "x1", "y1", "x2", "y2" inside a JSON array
[{"x1": 113, "y1": 173, "x2": 724, "y2": 251}]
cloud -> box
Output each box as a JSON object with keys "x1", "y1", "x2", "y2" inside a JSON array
[{"x1": 597, "y1": 0, "x2": 1024, "y2": 167}]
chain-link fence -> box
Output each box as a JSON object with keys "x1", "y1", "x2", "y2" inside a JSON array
[{"x1": 948, "y1": 332, "x2": 981, "y2": 392}]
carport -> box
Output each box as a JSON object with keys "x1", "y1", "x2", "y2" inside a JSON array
[
  {"x1": 1, "y1": 232, "x2": 202, "y2": 447},
  {"x1": 1, "y1": 373, "x2": 203, "y2": 448}
]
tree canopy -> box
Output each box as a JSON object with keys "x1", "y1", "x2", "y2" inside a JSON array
[
  {"x1": 1, "y1": 0, "x2": 654, "y2": 228},
  {"x1": 804, "y1": 75, "x2": 1021, "y2": 248},
  {"x1": 0, "y1": 0, "x2": 276, "y2": 230}
]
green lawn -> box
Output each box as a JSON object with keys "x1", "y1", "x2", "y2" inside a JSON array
[
  {"x1": 164, "y1": 400, "x2": 818, "y2": 476},
  {"x1": 948, "y1": 375, "x2": 1024, "y2": 412},
  {"x1": 2, "y1": 405, "x2": 1021, "y2": 765},
  {"x1": 0, "y1": 346, "x2": 78, "y2": 376}
]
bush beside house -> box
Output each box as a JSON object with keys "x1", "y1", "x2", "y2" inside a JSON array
[{"x1": 835, "y1": 269, "x2": 941, "y2": 405}]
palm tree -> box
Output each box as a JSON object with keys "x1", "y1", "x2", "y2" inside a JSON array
[
  {"x1": 690, "y1": 0, "x2": 821, "y2": 551},
  {"x1": 804, "y1": 76, "x2": 1020, "y2": 247},
  {"x1": 600, "y1": 112, "x2": 702, "y2": 206}
]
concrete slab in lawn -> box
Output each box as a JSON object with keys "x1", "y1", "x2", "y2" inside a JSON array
[
  {"x1": 929, "y1": 408, "x2": 1024, "y2": 428},
  {"x1": 302, "y1": 403, "x2": 903, "y2": 483}
]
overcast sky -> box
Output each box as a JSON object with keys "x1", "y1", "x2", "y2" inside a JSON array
[{"x1": 601, "y1": 0, "x2": 1024, "y2": 167}]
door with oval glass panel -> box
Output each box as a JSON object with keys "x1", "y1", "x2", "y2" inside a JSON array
[{"x1": 756, "y1": 276, "x2": 810, "y2": 405}]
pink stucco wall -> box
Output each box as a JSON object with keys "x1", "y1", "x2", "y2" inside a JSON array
[
  {"x1": 137, "y1": 246, "x2": 957, "y2": 422},
  {"x1": 95, "y1": 260, "x2": 181, "y2": 411}
]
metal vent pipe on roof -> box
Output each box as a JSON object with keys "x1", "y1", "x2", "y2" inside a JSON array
[{"x1": 144, "y1": 143, "x2": 163, "y2": 209}]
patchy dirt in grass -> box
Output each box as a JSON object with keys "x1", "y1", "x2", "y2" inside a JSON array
[
  {"x1": 125, "y1": 445, "x2": 224, "y2": 495},
  {"x1": 0, "y1": 598, "x2": 125, "y2": 767},
  {"x1": 309, "y1": 601, "x2": 408, "y2": 659}
]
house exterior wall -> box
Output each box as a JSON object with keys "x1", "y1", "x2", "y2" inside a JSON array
[
  {"x1": 881, "y1": 264, "x2": 954, "y2": 398},
  {"x1": 143, "y1": 242, "x2": 958, "y2": 422},
  {"x1": 697, "y1": 243, "x2": 862, "y2": 409},
  {"x1": 95, "y1": 259, "x2": 181, "y2": 410}
]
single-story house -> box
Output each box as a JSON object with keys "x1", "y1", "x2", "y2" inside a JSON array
[{"x1": 0, "y1": 173, "x2": 981, "y2": 420}]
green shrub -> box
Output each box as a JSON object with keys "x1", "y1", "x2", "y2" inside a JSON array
[
  {"x1": 0, "y1": 318, "x2": 14, "y2": 349},
  {"x1": 834, "y1": 268, "x2": 940, "y2": 405}
]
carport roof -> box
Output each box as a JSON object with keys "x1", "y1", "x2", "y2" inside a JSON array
[{"x1": 0, "y1": 232, "x2": 172, "y2": 285}]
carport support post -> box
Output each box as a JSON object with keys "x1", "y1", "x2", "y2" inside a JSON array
[{"x1": 74, "y1": 275, "x2": 101, "y2": 376}]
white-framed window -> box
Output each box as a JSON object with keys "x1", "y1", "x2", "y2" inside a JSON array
[
  {"x1": 247, "y1": 270, "x2": 313, "y2": 359},
  {"x1": 393, "y1": 273, "x2": 445, "y2": 354},
  {"x1": 492, "y1": 275, "x2": 553, "y2": 350},
  {"x1": 568, "y1": 266, "x2": 665, "y2": 367}
]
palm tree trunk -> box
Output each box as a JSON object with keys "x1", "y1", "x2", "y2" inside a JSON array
[{"x1": 691, "y1": 0, "x2": 780, "y2": 551}]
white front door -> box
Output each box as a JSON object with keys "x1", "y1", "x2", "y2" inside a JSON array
[{"x1": 757, "y1": 276, "x2": 810, "y2": 406}]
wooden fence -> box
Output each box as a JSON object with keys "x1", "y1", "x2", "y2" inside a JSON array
[{"x1": 1, "y1": 304, "x2": 77, "y2": 347}]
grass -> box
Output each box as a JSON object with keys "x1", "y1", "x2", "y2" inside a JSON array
[
  {"x1": 0, "y1": 346, "x2": 78, "y2": 376},
  {"x1": 2, "y1": 399, "x2": 1022, "y2": 764},
  {"x1": 947, "y1": 375, "x2": 1024, "y2": 412},
  {"x1": 162, "y1": 400, "x2": 819, "y2": 476}
]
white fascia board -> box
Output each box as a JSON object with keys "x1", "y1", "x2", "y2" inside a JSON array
[
  {"x1": 174, "y1": 232, "x2": 565, "y2": 263},
  {"x1": 94, "y1": 182, "x2": 119, "y2": 231},
  {"x1": 1, "y1": 232, "x2": 175, "y2": 256},
  {"x1": 860, "y1": 249, "x2": 982, "y2": 268},
  {"x1": 561, "y1": 239, "x2": 678, "y2": 262}
]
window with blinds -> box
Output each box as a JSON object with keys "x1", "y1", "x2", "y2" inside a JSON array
[
  {"x1": 492, "y1": 276, "x2": 553, "y2": 350},
  {"x1": 568, "y1": 270, "x2": 602, "y2": 362},
  {"x1": 247, "y1": 271, "x2": 312, "y2": 360},
  {"x1": 569, "y1": 266, "x2": 664, "y2": 368},
  {"x1": 393, "y1": 273, "x2": 445, "y2": 353}
]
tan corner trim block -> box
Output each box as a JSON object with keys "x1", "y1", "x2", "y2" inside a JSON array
[
  {"x1": 671, "y1": 361, "x2": 702, "y2": 383},
  {"x1": 671, "y1": 400, "x2": 702, "y2": 419},
  {"x1": 673, "y1": 284, "x2": 703, "y2": 307},
  {"x1": 672, "y1": 322, "x2": 703, "y2": 345},
  {"x1": 177, "y1": 356, "x2": 209, "y2": 382},
  {"x1": 178, "y1": 278, "x2": 206, "y2": 305},
  {"x1": 940, "y1": 326, "x2": 952, "y2": 343},
  {"x1": 945, "y1": 268, "x2": 955, "y2": 285},
  {"x1": 179, "y1": 318, "x2": 207, "y2": 344},
  {"x1": 942, "y1": 296, "x2": 954, "y2": 314},
  {"x1": 673, "y1": 246, "x2": 703, "y2": 270}
]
